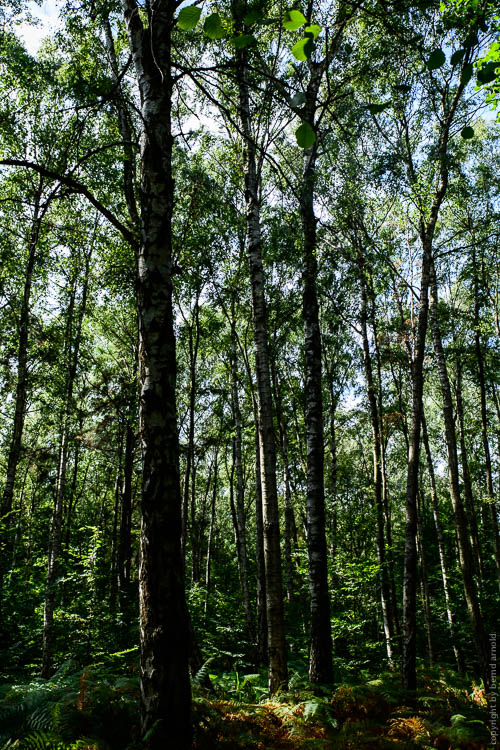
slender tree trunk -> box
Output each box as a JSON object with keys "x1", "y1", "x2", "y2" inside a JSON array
[
  {"x1": 204, "y1": 449, "x2": 218, "y2": 624},
  {"x1": 417, "y1": 489, "x2": 433, "y2": 666},
  {"x1": 358, "y1": 259, "x2": 394, "y2": 665},
  {"x1": 401, "y1": 75, "x2": 466, "y2": 688},
  {"x1": 298, "y1": 69, "x2": 333, "y2": 686},
  {"x1": 120, "y1": 0, "x2": 192, "y2": 742},
  {"x1": 254, "y1": 411, "x2": 268, "y2": 667},
  {"x1": 230, "y1": 315, "x2": 254, "y2": 643},
  {"x1": 429, "y1": 259, "x2": 489, "y2": 687},
  {"x1": 118, "y1": 421, "x2": 134, "y2": 607},
  {"x1": 42, "y1": 248, "x2": 91, "y2": 677},
  {"x1": 232, "y1": 29, "x2": 286, "y2": 691},
  {"x1": 402, "y1": 229, "x2": 432, "y2": 691},
  {"x1": 369, "y1": 286, "x2": 399, "y2": 638},
  {"x1": 454, "y1": 357, "x2": 484, "y2": 582},
  {"x1": 182, "y1": 295, "x2": 199, "y2": 565},
  {"x1": 472, "y1": 245, "x2": 500, "y2": 588},
  {"x1": 422, "y1": 414, "x2": 464, "y2": 672},
  {"x1": 326, "y1": 374, "x2": 338, "y2": 562},
  {"x1": 271, "y1": 360, "x2": 295, "y2": 603},
  {"x1": 0, "y1": 189, "x2": 44, "y2": 629}
]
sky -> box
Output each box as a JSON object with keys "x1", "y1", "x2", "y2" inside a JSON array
[{"x1": 16, "y1": 0, "x2": 61, "y2": 55}]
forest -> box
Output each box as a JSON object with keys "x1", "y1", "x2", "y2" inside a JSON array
[{"x1": 0, "y1": 0, "x2": 498, "y2": 747}]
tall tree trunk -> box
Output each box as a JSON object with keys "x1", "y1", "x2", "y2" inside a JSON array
[
  {"x1": 428, "y1": 259, "x2": 489, "y2": 687},
  {"x1": 454, "y1": 356, "x2": 484, "y2": 582},
  {"x1": 421, "y1": 414, "x2": 464, "y2": 671},
  {"x1": 118, "y1": 421, "x2": 134, "y2": 607},
  {"x1": 271, "y1": 359, "x2": 296, "y2": 603},
  {"x1": 232, "y1": 27, "x2": 287, "y2": 691},
  {"x1": 254, "y1": 410, "x2": 268, "y2": 667},
  {"x1": 182, "y1": 294, "x2": 200, "y2": 565},
  {"x1": 401, "y1": 72, "x2": 467, "y2": 689},
  {"x1": 472, "y1": 244, "x2": 500, "y2": 588},
  {"x1": 204, "y1": 449, "x2": 218, "y2": 624},
  {"x1": 230, "y1": 314, "x2": 254, "y2": 643},
  {"x1": 417, "y1": 489, "x2": 433, "y2": 666},
  {"x1": 42, "y1": 248, "x2": 91, "y2": 677},
  {"x1": 358, "y1": 258, "x2": 394, "y2": 665},
  {"x1": 120, "y1": 0, "x2": 192, "y2": 743},
  {"x1": 369, "y1": 285, "x2": 399, "y2": 637},
  {"x1": 299, "y1": 68, "x2": 333, "y2": 686},
  {"x1": 0, "y1": 187, "x2": 44, "y2": 629}
]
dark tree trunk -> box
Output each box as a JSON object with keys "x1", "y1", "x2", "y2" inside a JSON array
[
  {"x1": 0, "y1": 187, "x2": 44, "y2": 628},
  {"x1": 120, "y1": 0, "x2": 191, "y2": 743},
  {"x1": 299, "y1": 66, "x2": 333, "y2": 686}
]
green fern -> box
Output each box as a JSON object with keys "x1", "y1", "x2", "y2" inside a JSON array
[{"x1": 192, "y1": 657, "x2": 215, "y2": 687}]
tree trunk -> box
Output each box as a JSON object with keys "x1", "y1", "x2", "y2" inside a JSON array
[
  {"x1": 299, "y1": 67, "x2": 333, "y2": 686},
  {"x1": 417, "y1": 489, "x2": 433, "y2": 666},
  {"x1": 429, "y1": 259, "x2": 489, "y2": 687},
  {"x1": 204, "y1": 449, "x2": 218, "y2": 624},
  {"x1": 358, "y1": 258, "x2": 394, "y2": 665},
  {"x1": 118, "y1": 421, "x2": 134, "y2": 607},
  {"x1": 421, "y1": 413, "x2": 464, "y2": 672},
  {"x1": 271, "y1": 359, "x2": 295, "y2": 603},
  {"x1": 42, "y1": 247, "x2": 91, "y2": 677},
  {"x1": 0, "y1": 187, "x2": 44, "y2": 629},
  {"x1": 120, "y1": 0, "x2": 193, "y2": 742},
  {"x1": 232, "y1": 28, "x2": 287, "y2": 691},
  {"x1": 230, "y1": 315, "x2": 255, "y2": 643},
  {"x1": 454, "y1": 356, "x2": 484, "y2": 582},
  {"x1": 472, "y1": 244, "x2": 500, "y2": 588},
  {"x1": 369, "y1": 284, "x2": 399, "y2": 638}
]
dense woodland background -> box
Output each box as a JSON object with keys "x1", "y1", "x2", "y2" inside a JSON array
[{"x1": 0, "y1": 0, "x2": 499, "y2": 747}]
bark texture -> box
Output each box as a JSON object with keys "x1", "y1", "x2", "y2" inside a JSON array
[{"x1": 121, "y1": 0, "x2": 191, "y2": 744}]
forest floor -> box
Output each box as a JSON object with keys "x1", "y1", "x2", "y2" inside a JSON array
[
  {"x1": 0, "y1": 660, "x2": 492, "y2": 749},
  {"x1": 193, "y1": 667, "x2": 491, "y2": 748}
]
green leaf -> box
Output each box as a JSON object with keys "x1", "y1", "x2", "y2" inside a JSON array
[
  {"x1": 243, "y1": 9, "x2": 261, "y2": 26},
  {"x1": 463, "y1": 32, "x2": 478, "y2": 49},
  {"x1": 368, "y1": 101, "x2": 391, "y2": 114},
  {"x1": 477, "y1": 61, "x2": 498, "y2": 85},
  {"x1": 283, "y1": 10, "x2": 307, "y2": 30},
  {"x1": 290, "y1": 91, "x2": 306, "y2": 107},
  {"x1": 295, "y1": 121, "x2": 316, "y2": 148},
  {"x1": 204, "y1": 13, "x2": 225, "y2": 39},
  {"x1": 427, "y1": 48, "x2": 446, "y2": 70},
  {"x1": 291, "y1": 37, "x2": 315, "y2": 61},
  {"x1": 450, "y1": 48, "x2": 465, "y2": 66},
  {"x1": 177, "y1": 6, "x2": 202, "y2": 30},
  {"x1": 461, "y1": 126, "x2": 474, "y2": 139},
  {"x1": 304, "y1": 24, "x2": 321, "y2": 38},
  {"x1": 461, "y1": 63, "x2": 473, "y2": 84},
  {"x1": 230, "y1": 34, "x2": 256, "y2": 49}
]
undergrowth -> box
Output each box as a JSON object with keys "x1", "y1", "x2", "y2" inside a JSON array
[{"x1": 0, "y1": 659, "x2": 492, "y2": 749}]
